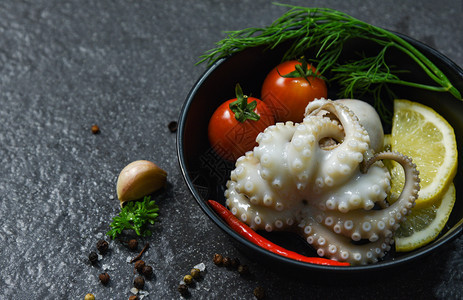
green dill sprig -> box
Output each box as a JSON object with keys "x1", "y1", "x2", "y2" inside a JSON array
[
  {"x1": 107, "y1": 196, "x2": 159, "y2": 240},
  {"x1": 197, "y1": 4, "x2": 462, "y2": 121}
]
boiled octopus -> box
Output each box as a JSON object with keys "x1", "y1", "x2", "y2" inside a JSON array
[{"x1": 225, "y1": 98, "x2": 420, "y2": 265}]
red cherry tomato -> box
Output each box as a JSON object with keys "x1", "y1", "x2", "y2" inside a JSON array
[
  {"x1": 261, "y1": 60, "x2": 327, "y2": 123},
  {"x1": 208, "y1": 85, "x2": 274, "y2": 161}
]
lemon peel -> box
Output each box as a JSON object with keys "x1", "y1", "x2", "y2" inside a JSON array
[
  {"x1": 395, "y1": 183, "x2": 456, "y2": 252},
  {"x1": 389, "y1": 99, "x2": 457, "y2": 208}
]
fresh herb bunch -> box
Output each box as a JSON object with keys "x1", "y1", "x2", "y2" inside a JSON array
[
  {"x1": 107, "y1": 196, "x2": 159, "y2": 239},
  {"x1": 198, "y1": 4, "x2": 462, "y2": 121}
]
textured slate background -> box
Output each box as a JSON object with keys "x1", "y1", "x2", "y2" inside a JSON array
[{"x1": 0, "y1": 0, "x2": 462, "y2": 299}]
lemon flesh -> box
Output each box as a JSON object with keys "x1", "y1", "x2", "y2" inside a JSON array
[
  {"x1": 389, "y1": 99, "x2": 458, "y2": 208},
  {"x1": 395, "y1": 183, "x2": 455, "y2": 252}
]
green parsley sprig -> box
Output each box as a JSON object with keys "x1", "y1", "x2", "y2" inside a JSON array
[
  {"x1": 198, "y1": 4, "x2": 462, "y2": 121},
  {"x1": 107, "y1": 196, "x2": 159, "y2": 239}
]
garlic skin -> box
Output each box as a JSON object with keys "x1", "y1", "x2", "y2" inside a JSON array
[{"x1": 116, "y1": 160, "x2": 167, "y2": 206}]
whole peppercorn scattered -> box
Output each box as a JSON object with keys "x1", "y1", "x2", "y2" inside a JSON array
[
  {"x1": 222, "y1": 256, "x2": 231, "y2": 268},
  {"x1": 237, "y1": 264, "x2": 250, "y2": 275},
  {"x1": 168, "y1": 121, "x2": 178, "y2": 133},
  {"x1": 213, "y1": 253, "x2": 223, "y2": 266},
  {"x1": 190, "y1": 268, "x2": 201, "y2": 279},
  {"x1": 96, "y1": 240, "x2": 109, "y2": 254},
  {"x1": 91, "y1": 124, "x2": 100, "y2": 134},
  {"x1": 183, "y1": 274, "x2": 193, "y2": 285},
  {"x1": 253, "y1": 286, "x2": 265, "y2": 300},
  {"x1": 142, "y1": 265, "x2": 153, "y2": 277},
  {"x1": 178, "y1": 283, "x2": 189, "y2": 296},
  {"x1": 84, "y1": 293, "x2": 95, "y2": 300},
  {"x1": 129, "y1": 296, "x2": 139, "y2": 300},
  {"x1": 88, "y1": 251, "x2": 98, "y2": 265},
  {"x1": 99, "y1": 272, "x2": 110, "y2": 285},
  {"x1": 128, "y1": 239, "x2": 138, "y2": 251},
  {"x1": 134, "y1": 276, "x2": 145, "y2": 290},
  {"x1": 134, "y1": 260, "x2": 145, "y2": 273}
]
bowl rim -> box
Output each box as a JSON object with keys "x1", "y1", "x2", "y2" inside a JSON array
[{"x1": 177, "y1": 32, "x2": 463, "y2": 272}]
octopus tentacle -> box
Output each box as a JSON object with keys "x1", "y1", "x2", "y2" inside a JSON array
[
  {"x1": 303, "y1": 151, "x2": 420, "y2": 264},
  {"x1": 300, "y1": 218, "x2": 393, "y2": 265},
  {"x1": 304, "y1": 100, "x2": 371, "y2": 188}
]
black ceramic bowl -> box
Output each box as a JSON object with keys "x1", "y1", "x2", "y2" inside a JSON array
[{"x1": 177, "y1": 33, "x2": 463, "y2": 274}]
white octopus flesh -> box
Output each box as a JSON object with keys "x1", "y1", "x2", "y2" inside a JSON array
[{"x1": 225, "y1": 98, "x2": 420, "y2": 265}]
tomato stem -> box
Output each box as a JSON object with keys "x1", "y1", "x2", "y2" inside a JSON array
[
  {"x1": 229, "y1": 84, "x2": 261, "y2": 123},
  {"x1": 278, "y1": 58, "x2": 324, "y2": 84},
  {"x1": 208, "y1": 200, "x2": 350, "y2": 266}
]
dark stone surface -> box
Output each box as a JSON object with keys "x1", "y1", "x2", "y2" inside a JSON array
[{"x1": 0, "y1": 0, "x2": 462, "y2": 299}]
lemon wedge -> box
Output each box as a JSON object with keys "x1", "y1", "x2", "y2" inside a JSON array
[
  {"x1": 389, "y1": 99, "x2": 458, "y2": 208},
  {"x1": 394, "y1": 183, "x2": 455, "y2": 252}
]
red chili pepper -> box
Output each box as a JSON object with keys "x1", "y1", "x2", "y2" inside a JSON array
[{"x1": 208, "y1": 200, "x2": 350, "y2": 267}]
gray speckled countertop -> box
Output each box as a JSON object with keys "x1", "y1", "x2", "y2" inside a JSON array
[{"x1": 1, "y1": 1, "x2": 462, "y2": 299}]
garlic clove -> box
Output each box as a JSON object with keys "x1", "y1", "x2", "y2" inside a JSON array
[{"x1": 116, "y1": 160, "x2": 167, "y2": 206}]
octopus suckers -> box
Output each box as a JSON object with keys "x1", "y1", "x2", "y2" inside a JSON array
[
  {"x1": 244, "y1": 181, "x2": 254, "y2": 192},
  {"x1": 351, "y1": 232, "x2": 361, "y2": 241},
  {"x1": 261, "y1": 154, "x2": 271, "y2": 166},
  {"x1": 340, "y1": 251, "x2": 349, "y2": 260},
  {"x1": 254, "y1": 216, "x2": 262, "y2": 225},
  {"x1": 326, "y1": 200, "x2": 335, "y2": 210},
  {"x1": 304, "y1": 225, "x2": 312, "y2": 234},
  {"x1": 275, "y1": 220, "x2": 283, "y2": 228},
  {"x1": 241, "y1": 213, "x2": 248, "y2": 222},
  {"x1": 324, "y1": 176, "x2": 334, "y2": 186},
  {"x1": 324, "y1": 217, "x2": 334, "y2": 226},
  {"x1": 263, "y1": 195, "x2": 273, "y2": 206},
  {"x1": 328, "y1": 245, "x2": 337, "y2": 254},
  {"x1": 344, "y1": 220, "x2": 354, "y2": 230},
  {"x1": 315, "y1": 177, "x2": 324, "y2": 188},
  {"x1": 318, "y1": 237, "x2": 326, "y2": 246},
  {"x1": 338, "y1": 203, "x2": 349, "y2": 213},
  {"x1": 307, "y1": 236, "x2": 314, "y2": 244},
  {"x1": 377, "y1": 221, "x2": 385, "y2": 230},
  {"x1": 231, "y1": 207, "x2": 237, "y2": 215},
  {"x1": 362, "y1": 222, "x2": 372, "y2": 232},
  {"x1": 292, "y1": 159, "x2": 303, "y2": 170},
  {"x1": 265, "y1": 224, "x2": 273, "y2": 232},
  {"x1": 369, "y1": 233, "x2": 379, "y2": 242}
]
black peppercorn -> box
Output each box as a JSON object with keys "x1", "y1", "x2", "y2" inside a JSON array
[
  {"x1": 133, "y1": 276, "x2": 145, "y2": 290},
  {"x1": 99, "y1": 272, "x2": 110, "y2": 285},
  {"x1": 190, "y1": 268, "x2": 200, "y2": 279},
  {"x1": 142, "y1": 265, "x2": 153, "y2": 277},
  {"x1": 178, "y1": 283, "x2": 189, "y2": 296},
  {"x1": 253, "y1": 286, "x2": 265, "y2": 299},
  {"x1": 88, "y1": 251, "x2": 98, "y2": 265},
  {"x1": 168, "y1": 121, "x2": 178, "y2": 133},
  {"x1": 222, "y1": 256, "x2": 231, "y2": 268},
  {"x1": 213, "y1": 253, "x2": 223, "y2": 266},
  {"x1": 96, "y1": 240, "x2": 109, "y2": 254},
  {"x1": 134, "y1": 260, "x2": 145, "y2": 273},
  {"x1": 128, "y1": 239, "x2": 138, "y2": 251},
  {"x1": 237, "y1": 264, "x2": 249, "y2": 275}
]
